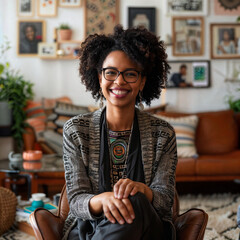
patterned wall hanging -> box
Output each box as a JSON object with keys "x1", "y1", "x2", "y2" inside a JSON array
[{"x1": 84, "y1": 0, "x2": 119, "y2": 37}]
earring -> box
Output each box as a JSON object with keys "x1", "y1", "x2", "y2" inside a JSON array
[
  {"x1": 99, "y1": 89, "x2": 104, "y2": 108},
  {"x1": 138, "y1": 91, "x2": 144, "y2": 111}
]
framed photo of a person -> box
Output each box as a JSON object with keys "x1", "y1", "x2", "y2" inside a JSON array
[
  {"x1": 128, "y1": 7, "x2": 156, "y2": 33},
  {"x1": 37, "y1": 0, "x2": 57, "y2": 17},
  {"x1": 210, "y1": 23, "x2": 240, "y2": 59},
  {"x1": 166, "y1": 0, "x2": 208, "y2": 16},
  {"x1": 59, "y1": 0, "x2": 82, "y2": 7},
  {"x1": 172, "y1": 17, "x2": 204, "y2": 56},
  {"x1": 84, "y1": 0, "x2": 119, "y2": 37},
  {"x1": 167, "y1": 61, "x2": 210, "y2": 88},
  {"x1": 38, "y1": 43, "x2": 57, "y2": 58},
  {"x1": 17, "y1": 0, "x2": 34, "y2": 17},
  {"x1": 17, "y1": 20, "x2": 46, "y2": 57}
]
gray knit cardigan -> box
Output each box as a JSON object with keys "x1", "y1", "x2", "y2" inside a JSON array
[{"x1": 62, "y1": 107, "x2": 177, "y2": 240}]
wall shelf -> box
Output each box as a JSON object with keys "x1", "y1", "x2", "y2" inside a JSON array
[{"x1": 225, "y1": 78, "x2": 240, "y2": 82}]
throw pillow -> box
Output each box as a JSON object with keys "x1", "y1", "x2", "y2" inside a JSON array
[
  {"x1": 42, "y1": 97, "x2": 72, "y2": 131},
  {"x1": 41, "y1": 130, "x2": 63, "y2": 155},
  {"x1": 25, "y1": 100, "x2": 46, "y2": 120},
  {"x1": 42, "y1": 96, "x2": 72, "y2": 116},
  {"x1": 24, "y1": 101, "x2": 46, "y2": 141},
  {"x1": 26, "y1": 118, "x2": 45, "y2": 142},
  {"x1": 155, "y1": 115, "x2": 199, "y2": 158},
  {"x1": 53, "y1": 101, "x2": 89, "y2": 134}
]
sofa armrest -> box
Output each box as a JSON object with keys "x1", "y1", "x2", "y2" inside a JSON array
[
  {"x1": 174, "y1": 208, "x2": 208, "y2": 240},
  {"x1": 29, "y1": 208, "x2": 64, "y2": 240}
]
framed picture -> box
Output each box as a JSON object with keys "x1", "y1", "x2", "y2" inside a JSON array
[
  {"x1": 210, "y1": 23, "x2": 240, "y2": 59},
  {"x1": 167, "y1": 61, "x2": 210, "y2": 88},
  {"x1": 17, "y1": 0, "x2": 34, "y2": 17},
  {"x1": 128, "y1": 7, "x2": 156, "y2": 33},
  {"x1": 59, "y1": 0, "x2": 82, "y2": 7},
  {"x1": 166, "y1": 0, "x2": 208, "y2": 16},
  {"x1": 38, "y1": 43, "x2": 57, "y2": 58},
  {"x1": 37, "y1": 0, "x2": 57, "y2": 17},
  {"x1": 172, "y1": 17, "x2": 204, "y2": 56},
  {"x1": 17, "y1": 20, "x2": 46, "y2": 56},
  {"x1": 84, "y1": 0, "x2": 119, "y2": 36},
  {"x1": 214, "y1": 0, "x2": 240, "y2": 15}
]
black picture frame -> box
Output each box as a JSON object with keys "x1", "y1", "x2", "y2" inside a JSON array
[
  {"x1": 128, "y1": 7, "x2": 156, "y2": 33},
  {"x1": 166, "y1": 60, "x2": 211, "y2": 88}
]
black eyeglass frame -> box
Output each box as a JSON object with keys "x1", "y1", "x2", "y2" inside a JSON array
[{"x1": 101, "y1": 67, "x2": 142, "y2": 83}]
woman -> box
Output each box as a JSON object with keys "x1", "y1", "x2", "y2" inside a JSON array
[
  {"x1": 20, "y1": 24, "x2": 41, "y2": 54},
  {"x1": 62, "y1": 25, "x2": 177, "y2": 240},
  {"x1": 217, "y1": 29, "x2": 236, "y2": 54}
]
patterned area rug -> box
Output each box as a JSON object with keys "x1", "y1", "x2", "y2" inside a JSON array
[
  {"x1": 0, "y1": 194, "x2": 239, "y2": 240},
  {"x1": 180, "y1": 193, "x2": 240, "y2": 240}
]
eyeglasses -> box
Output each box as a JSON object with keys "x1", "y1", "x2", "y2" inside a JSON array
[{"x1": 101, "y1": 67, "x2": 142, "y2": 83}]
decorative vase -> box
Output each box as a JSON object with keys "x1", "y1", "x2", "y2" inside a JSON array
[{"x1": 59, "y1": 29, "x2": 72, "y2": 41}]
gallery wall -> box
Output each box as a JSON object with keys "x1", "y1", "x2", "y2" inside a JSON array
[{"x1": 0, "y1": 0, "x2": 239, "y2": 112}]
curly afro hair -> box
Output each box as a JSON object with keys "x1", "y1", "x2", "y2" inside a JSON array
[{"x1": 79, "y1": 24, "x2": 170, "y2": 106}]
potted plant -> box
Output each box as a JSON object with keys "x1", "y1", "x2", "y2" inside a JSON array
[
  {"x1": 0, "y1": 38, "x2": 34, "y2": 151},
  {"x1": 58, "y1": 23, "x2": 72, "y2": 41},
  {"x1": 228, "y1": 88, "x2": 240, "y2": 112}
]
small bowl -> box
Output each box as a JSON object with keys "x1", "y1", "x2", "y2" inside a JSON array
[{"x1": 22, "y1": 150, "x2": 43, "y2": 161}]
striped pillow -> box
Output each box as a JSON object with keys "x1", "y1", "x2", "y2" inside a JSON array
[
  {"x1": 25, "y1": 101, "x2": 46, "y2": 120},
  {"x1": 156, "y1": 115, "x2": 199, "y2": 158}
]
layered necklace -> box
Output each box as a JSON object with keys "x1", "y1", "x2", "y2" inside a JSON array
[{"x1": 107, "y1": 123, "x2": 133, "y2": 189}]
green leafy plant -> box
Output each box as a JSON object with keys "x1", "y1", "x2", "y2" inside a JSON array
[
  {"x1": 59, "y1": 23, "x2": 71, "y2": 30},
  {"x1": 0, "y1": 38, "x2": 34, "y2": 150},
  {"x1": 227, "y1": 88, "x2": 240, "y2": 112}
]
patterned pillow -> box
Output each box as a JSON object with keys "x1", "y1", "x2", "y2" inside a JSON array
[
  {"x1": 25, "y1": 101, "x2": 46, "y2": 120},
  {"x1": 53, "y1": 102, "x2": 90, "y2": 134},
  {"x1": 24, "y1": 101, "x2": 46, "y2": 141},
  {"x1": 155, "y1": 115, "x2": 199, "y2": 158},
  {"x1": 42, "y1": 97, "x2": 72, "y2": 131}
]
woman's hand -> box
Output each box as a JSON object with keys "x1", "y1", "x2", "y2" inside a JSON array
[
  {"x1": 114, "y1": 178, "x2": 153, "y2": 202},
  {"x1": 89, "y1": 192, "x2": 135, "y2": 225}
]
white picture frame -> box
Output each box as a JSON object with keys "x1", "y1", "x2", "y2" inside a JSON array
[
  {"x1": 192, "y1": 62, "x2": 209, "y2": 87},
  {"x1": 17, "y1": 0, "x2": 34, "y2": 17},
  {"x1": 37, "y1": 0, "x2": 57, "y2": 17},
  {"x1": 166, "y1": 0, "x2": 208, "y2": 16},
  {"x1": 38, "y1": 42, "x2": 57, "y2": 58}
]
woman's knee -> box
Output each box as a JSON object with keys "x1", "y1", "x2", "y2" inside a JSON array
[{"x1": 129, "y1": 192, "x2": 152, "y2": 215}]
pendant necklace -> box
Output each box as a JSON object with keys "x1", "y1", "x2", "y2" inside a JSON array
[{"x1": 106, "y1": 121, "x2": 133, "y2": 189}]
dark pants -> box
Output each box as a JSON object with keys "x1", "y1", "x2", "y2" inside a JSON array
[{"x1": 68, "y1": 192, "x2": 166, "y2": 240}]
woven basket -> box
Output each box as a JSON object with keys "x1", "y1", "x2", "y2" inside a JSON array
[{"x1": 0, "y1": 187, "x2": 17, "y2": 235}]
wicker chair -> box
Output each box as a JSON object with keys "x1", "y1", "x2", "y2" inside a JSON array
[{"x1": 0, "y1": 187, "x2": 17, "y2": 235}]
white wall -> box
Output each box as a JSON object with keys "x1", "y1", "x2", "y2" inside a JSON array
[{"x1": 0, "y1": 0, "x2": 239, "y2": 112}]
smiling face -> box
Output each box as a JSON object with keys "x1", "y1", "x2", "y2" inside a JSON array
[
  {"x1": 99, "y1": 50, "x2": 146, "y2": 110},
  {"x1": 25, "y1": 26, "x2": 35, "y2": 41}
]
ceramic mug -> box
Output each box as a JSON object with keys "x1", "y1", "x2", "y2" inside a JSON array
[
  {"x1": 8, "y1": 151, "x2": 22, "y2": 162},
  {"x1": 32, "y1": 199, "x2": 44, "y2": 208},
  {"x1": 31, "y1": 193, "x2": 46, "y2": 201}
]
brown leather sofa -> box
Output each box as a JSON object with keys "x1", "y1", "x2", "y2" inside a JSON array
[
  {"x1": 29, "y1": 184, "x2": 208, "y2": 240},
  {"x1": 154, "y1": 110, "x2": 240, "y2": 182}
]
